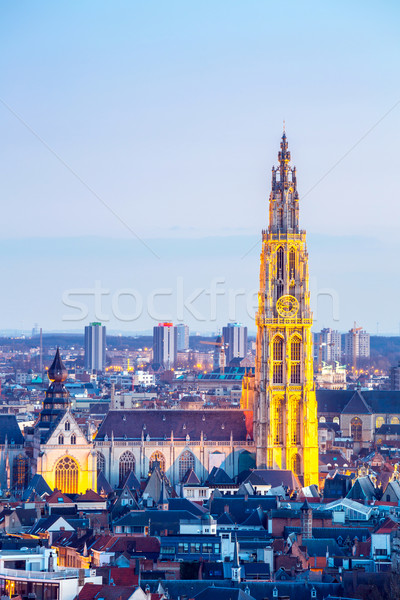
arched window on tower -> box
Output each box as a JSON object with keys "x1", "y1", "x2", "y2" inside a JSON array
[
  {"x1": 292, "y1": 453, "x2": 301, "y2": 475},
  {"x1": 290, "y1": 208, "x2": 296, "y2": 230},
  {"x1": 272, "y1": 336, "x2": 284, "y2": 384},
  {"x1": 119, "y1": 451, "x2": 135, "y2": 486},
  {"x1": 70, "y1": 434, "x2": 76, "y2": 445},
  {"x1": 291, "y1": 398, "x2": 301, "y2": 445},
  {"x1": 179, "y1": 450, "x2": 195, "y2": 481},
  {"x1": 65, "y1": 421, "x2": 70, "y2": 431},
  {"x1": 289, "y1": 249, "x2": 296, "y2": 279},
  {"x1": 149, "y1": 451, "x2": 166, "y2": 472},
  {"x1": 12, "y1": 454, "x2": 29, "y2": 490},
  {"x1": 55, "y1": 456, "x2": 79, "y2": 493},
  {"x1": 273, "y1": 399, "x2": 283, "y2": 445},
  {"x1": 97, "y1": 451, "x2": 106, "y2": 474},
  {"x1": 351, "y1": 417, "x2": 362, "y2": 442},
  {"x1": 58, "y1": 434, "x2": 64, "y2": 445},
  {"x1": 277, "y1": 207, "x2": 284, "y2": 230},
  {"x1": 276, "y1": 247, "x2": 284, "y2": 301},
  {"x1": 290, "y1": 336, "x2": 301, "y2": 384}
]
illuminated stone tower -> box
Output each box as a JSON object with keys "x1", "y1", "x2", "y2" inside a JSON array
[{"x1": 249, "y1": 131, "x2": 319, "y2": 486}]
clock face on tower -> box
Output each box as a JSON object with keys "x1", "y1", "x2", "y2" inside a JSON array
[{"x1": 276, "y1": 294, "x2": 299, "y2": 318}]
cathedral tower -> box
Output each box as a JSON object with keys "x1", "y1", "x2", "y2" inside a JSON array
[{"x1": 245, "y1": 131, "x2": 319, "y2": 486}]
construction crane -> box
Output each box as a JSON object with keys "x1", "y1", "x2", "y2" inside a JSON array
[
  {"x1": 200, "y1": 336, "x2": 228, "y2": 373},
  {"x1": 349, "y1": 321, "x2": 363, "y2": 372}
]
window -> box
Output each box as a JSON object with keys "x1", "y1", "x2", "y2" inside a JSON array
[
  {"x1": 292, "y1": 453, "x2": 301, "y2": 475},
  {"x1": 273, "y1": 336, "x2": 284, "y2": 384},
  {"x1": 55, "y1": 456, "x2": 79, "y2": 493},
  {"x1": 391, "y1": 417, "x2": 400, "y2": 425},
  {"x1": 376, "y1": 417, "x2": 385, "y2": 428},
  {"x1": 202, "y1": 543, "x2": 213, "y2": 553},
  {"x1": 214, "y1": 544, "x2": 220, "y2": 553},
  {"x1": 291, "y1": 399, "x2": 301, "y2": 444},
  {"x1": 351, "y1": 417, "x2": 362, "y2": 442},
  {"x1": 119, "y1": 451, "x2": 135, "y2": 486},
  {"x1": 12, "y1": 454, "x2": 29, "y2": 489},
  {"x1": 273, "y1": 399, "x2": 283, "y2": 445},
  {"x1": 289, "y1": 249, "x2": 296, "y2": 278},
  {"x1": 277, "y1": 208, "x2": 283, "y2": 230},
  {"x1": 333, "y1": 416, "x2": 340, "y2": 425},
  {"x1": 161, "y1": 546, "x2": 175, "y2": 555},
  {"x1": 97, "y1": 452, "x2": 106, "y2": 474},
  {"x1": 149, "y1": 450, "x2": 166, "y2": 472},
  {"x1": 65, "y1": 421, "x2": 70, "y2": 431},
  {"x1": 190, "y1": 543, "x2": 201, "y2": 553},
  {"x1": 290, "y1": 336, "x2": 301, "y2": 384},
  {"x1": 276, "y1": 247, "x2": 284, "y2": 301},
  {"x1": 179, "y1": 450, "x2": 195, "y2": 481},
  {"x1": 319, "y1": 416, "x2": 326, "y2": 423},
  {"x1": 70, "y1": 434, "x2": 76, "y2": 445},
  {"x1": 178, "y1": 543, "x2": 189, "y2": 554},
  {"x1": 58, "y1": 434, "x2": 64, "y2": 445}
]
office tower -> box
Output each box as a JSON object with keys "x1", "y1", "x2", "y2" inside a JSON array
[
  {"x1": 176, "y1": 324, "x2": 189, "y2": 351},
  {"x1": 153, "y1": 322, "x2": 177, "y2": 369},
  {"x1": 222, "y1": 323, "x2": 248, "y2": 365},
  {"x1": 84, "y1": 322, "x2": 106, "y2": 372},
  {"x1": 242, "y1": 131, "x2": 319, "y2": 486}
]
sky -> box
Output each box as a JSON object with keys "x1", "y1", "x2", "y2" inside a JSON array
[{"x1": 1, "y1": 1, "x2": 400, "y2": 334}]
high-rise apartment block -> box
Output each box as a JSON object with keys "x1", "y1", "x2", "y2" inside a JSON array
[
  {"x1": 318, "y1": 328, "x2": 341, "y2": 363},
  {"x1": 222, "y1": 323, "x2": 248, "y2": 365},
  {"x1": 344, "y1": 329, "x2": 370, "y2": 360},
  {"x1": 84, "y1": 322, "x2": 106, "y2": 372},
  {"x1": 176, "y1": 324, "x2": 189, "y2": 351},
  {"x1": 153, "y1": 322, "x2": 177, "y2": 369}
]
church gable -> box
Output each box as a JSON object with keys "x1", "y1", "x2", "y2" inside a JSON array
[
  {"x1": 342, "y1": 391, "x2": 372, "y2": 415},
  {"x1": 46, "y1": 412, "x2": 90, "y2": 447}
]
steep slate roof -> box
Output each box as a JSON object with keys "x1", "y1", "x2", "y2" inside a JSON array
[
  {"x1": 342, "y1": 391, "x2": 372, "y2": 415},
  {"x1": 316, "y1": 390, "x2": 354, "y2": 414},
  {"x1": 346, "y1": 476, "x2": 377, "y2": 501},
  {"x1": 22, "y1": 474, "x2": 52, "y2": 500},
  {"x1": 362, "y1": 391, "x2": 400, "y2": 414},
  {"x1": 0, "y1": 415, "x2": 24, "y2": 445},
  {"x1": 241, "y1": 469, "x2": 301, "y2": 491},
  {"x1": 168, "y1": 498, "x2": 208, "y2": 516},
  {"x1": 377, "y1": 424, "x2": 400, "y2": 435},
  {"x1": 182, "y1": 468, "x2": 201, "y2": 485},
  {"x1": 317, "y1": 389, "x2": 400, "y2": 416},
  {"x1": 302, "y1": 538, "x2": 345, "y2": 557},
  {"x1": 206, "y1": 467, "x2": 234, "y2": 485},
  {"x1": 96, "y1": 409, "x2": 253, "y2": 441},
  {"x1": 97, "y1": 471, "x2": 113, "y2": 495},
  {"x1": 209, "y1": 496, "x2": 277, "y2": 523}
]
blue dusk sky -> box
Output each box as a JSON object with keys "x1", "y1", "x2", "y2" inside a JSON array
[{"x1": 0, "y1": 1, "x2": 399, "y2": 334}]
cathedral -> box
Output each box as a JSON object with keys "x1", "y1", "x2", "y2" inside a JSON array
[{"x1": 33, "y1": 131, "x2": 319, "y2": 493}]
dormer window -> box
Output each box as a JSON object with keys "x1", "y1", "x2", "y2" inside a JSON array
[{"x1": 65, "y1": 421, "x2": 70, "y2": 431}]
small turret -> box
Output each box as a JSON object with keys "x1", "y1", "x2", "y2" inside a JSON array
[
  {"x1": 301, "y1": 498, "x2": 313, "y2": 539},
  {"x1": 231, "y1": 535, "x2": 241, "y2": 584}
]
